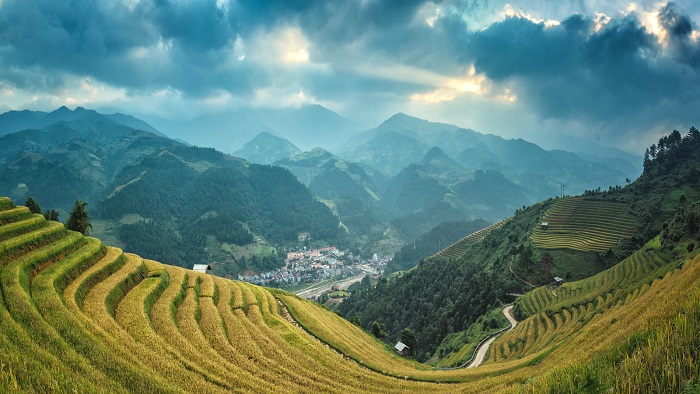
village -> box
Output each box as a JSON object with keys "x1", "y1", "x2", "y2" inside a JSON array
[{"x1": 235, "y1": 245, "x2": 387, "y2": 292}]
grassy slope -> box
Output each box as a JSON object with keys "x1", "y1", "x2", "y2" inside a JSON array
[{"x1": 0, "y1": 196, "x2": 699, "y2": 393}]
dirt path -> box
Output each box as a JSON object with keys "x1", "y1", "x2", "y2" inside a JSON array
[
  {"x1": 467, "y1": 305, "x2": 518, "y2": 368},
  {"x1": 509, "y1": 257, "x2": 537, "y2": 288}
]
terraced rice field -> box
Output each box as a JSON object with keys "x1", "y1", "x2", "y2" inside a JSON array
[
  {"x1": 435, "y1": 220, "x2": 506, "y2": 259},
  {"x1": 0, "y1": 196, "x2": 698, "y2": 393},
  {"x1": 487, "y1": 238, "x2": 677, "y2": 363},
  {"x1": 530, "y1": 197, "x2": 637, "y2": 252}
]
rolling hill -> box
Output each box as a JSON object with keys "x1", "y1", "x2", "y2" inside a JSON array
[{"x1": 1, "y1": 194, "x2": 698, "y2": 393}]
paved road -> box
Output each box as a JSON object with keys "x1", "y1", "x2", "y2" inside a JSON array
[
  {"x1": 467, "y1": 305, "x2": 517, "y2": 368},
  {"x1": 294, "y1": 274, "x2": 366, "y2": 299}
]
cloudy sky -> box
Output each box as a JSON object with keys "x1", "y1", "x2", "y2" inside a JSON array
[{"x1": 1, "y1": 0, "x2": 699, "y2": 152}]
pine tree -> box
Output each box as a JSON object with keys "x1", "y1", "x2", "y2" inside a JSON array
[
  {"x1": 400, "y1": 327, "x2": 417, "y2": 352},
  {"x1": 66, "y1": 199, "x2": 92, "y2": 235},
  {"x1": 25, "y1": 197, "x2": 41, "y2": 214},
  {"x1": 44, "y1": 209, "x2": 59, "y2": 222}
]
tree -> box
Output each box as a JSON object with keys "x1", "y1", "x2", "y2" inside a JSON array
[
  {"x1": 400, "y1": 327, "x2": 417, "y2": 352},
  {"x1": 371, "y1": 321, "x2": 386, "y2": 338},
  {"x1": 25, "y1": 197, "x2": 41, "y2": 214},
  {"x1": 44, "y1": 209, "x2": 59, "y2": 222},
  {"x1": 66, "y1": 199, "x2": 92, "y2": 235}
]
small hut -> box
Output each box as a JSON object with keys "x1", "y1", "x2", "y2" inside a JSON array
[
  {"x1": 394, "y1": 341, "x2": 410, "y2": 356},
  {"x1": 192, "y1": 264, "x2": 212, "y2": 275},
  {"x1": 552, "y1": 276, "x2": 564, "y2": 286}
]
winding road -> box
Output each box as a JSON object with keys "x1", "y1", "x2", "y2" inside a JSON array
[{"x1": 467, "y1": 305, "x2": 518, "y2": 368}]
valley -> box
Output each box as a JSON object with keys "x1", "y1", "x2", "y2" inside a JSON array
[
  {"x1": 3, "y1": 1, "x2": 700, "y2": 392},
  {"x1": 0, "y1": 108, "x2": 698, "y2": 392}
]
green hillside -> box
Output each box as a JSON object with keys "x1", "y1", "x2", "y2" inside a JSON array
[
  {"x1": 530, "y1": 197, "x2": 637, "y2": 252},
  {"x1": 436, "y1": 220, "x2": 506, "y2": 259},
  {"x1": 0, "y1": 193, "x2": 699, "y2": 392}
]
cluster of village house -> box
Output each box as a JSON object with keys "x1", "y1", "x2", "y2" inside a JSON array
[{"x1": 236, "y1": 246, "x2": 377, "y2": 286}]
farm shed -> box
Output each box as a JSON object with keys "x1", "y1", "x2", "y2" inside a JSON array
[
  {"x1": 193, "y1": 264, "x2": 212, "y2": 275},
  {"x1": 552, "y1": 276, "x2": 563, "y2": 286},
  {"x1": 394, "y1": 341, "x2": 410, "y2": 356}
]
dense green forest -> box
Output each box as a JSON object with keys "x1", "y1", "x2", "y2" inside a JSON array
[
  {"x1": 96, "y1": 148, "x2": 344, "y2": 269},
  {"x1": 385, "y1": 218, "x2": 490, "y2": 274}
]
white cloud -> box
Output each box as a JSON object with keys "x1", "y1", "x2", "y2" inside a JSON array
[
  {"x1": 416, "y1": 2, "x2": 442, "y2": 28},
  {"x1": 501, "y1": 4, "x2": 560, "y2": 28},
  {"x1": 249, "y1": 26, "x2": 312, "y2": 65}
]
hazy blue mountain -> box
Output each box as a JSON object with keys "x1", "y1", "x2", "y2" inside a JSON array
[
  {"x1": 141, "y1": 104, "x2": 361, "y2": 154},
  {"x1": 0, "y1": 117, "x2": 182, "y2": 211},
  {"x1": 418, "y1": 146, "x2": 471, "y2": 182},
  {"x1": 233, "y1": 131, "x2": 302, "y2": 164},
  {"x1": 342, "y1": 129, "x2": 431, "y2": 176},
  {"x1": 342, "y1": 113, "x2": 627, "y2": 200},
  {"x1": 0, "y1": 106, "x2": 165, "y2": 137},
  {"x1": 539, "y1": 133, "x2": 643, "y2": 179},
  {"x1": 0, "y1": 109, "x2": 46, "y2": 135},
  {"x1": 452, "y1": 170, "x2": 531, "y2": 217}
]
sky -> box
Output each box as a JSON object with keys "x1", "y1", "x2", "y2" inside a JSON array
[{"x1": 1, "y1": 0, "x2": 700, "y2": 153}]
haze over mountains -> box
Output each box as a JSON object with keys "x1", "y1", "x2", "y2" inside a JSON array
[{"x1": 0, "y1": 105, "x2": 643, "y2": 259}]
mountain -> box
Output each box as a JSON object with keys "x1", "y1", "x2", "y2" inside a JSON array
[
  {"x1": 340, "y1": 113, "x2": 627, "y2": 200},
  {"x1": 339, "y1": 127, "x2": 700, "y2": 364},
  {"x1": 538, "y1": 133, "x2": 643, "y2": 179},
  {"x1": 141, "y1": 104, "x2": 362, "y2": 153},
  {"x1": 0, "y1": 108, "x2": 344, "y2": 273},
  {"x1": 341, "y1": 123, "x2": 432, "y2": 176},
  {"x1": 274, "y1": 148, "x2": 387, "y2": 235},
  {"x1": 0, "y1": 106, "x2": 165, "y2": 137},
  {"x1": 233, "y1": 132, "x2": 302, "y2": 165}
]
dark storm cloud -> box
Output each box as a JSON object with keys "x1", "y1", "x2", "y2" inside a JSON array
[
  {"x1": 0, "y1": 0, "x2": 259, "y2": 96},
  {"x1": 659, "y1": 2, "x2": 700, "y2": 66},
  {"x1": 464, "y1": 9, "x2": 700, "y2": 121}
]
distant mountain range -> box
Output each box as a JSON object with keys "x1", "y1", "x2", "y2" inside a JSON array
[
  {"x1": 139, "y1": 104, "x2": 362, "y2": 153},
  {"x1": 231, "y1": 112, "x2": 640, "y2": 247},
  {"x1": 0, "y1": 105, "x2": 643, "y2": 258},
  {"x1": 0, "y1": 106, "x2": 164, "y2": 137},
  {"x1": 0, "y1": 107, "x2": 343, "y2": 273}
]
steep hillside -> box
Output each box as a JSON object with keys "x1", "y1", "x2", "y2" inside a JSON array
[
  {"x1": 1, "y1": 196, "x2": 697, "y2": 393},
  {"x1": 274, "y1": 148, "x2": 387, "y2": 236},
  {"x1": 385, "y1": 219, "x2": 492, "y2": 274},
  {"x1": 436, "y1": 220, "x2": 507, "y2": 260},
  {"x1": 530, "y1": 197, "x2": 637, "y2": 252},
  {"x1": 341, "y1": 128, "x2": 700, "y2": 366}
]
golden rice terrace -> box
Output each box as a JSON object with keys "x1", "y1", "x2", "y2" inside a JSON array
[
  {"x1": 530, "y1": 197, "x2": 637, "y2": 252},
  {"x1": 0, "y1": 196, "x2": 698, "y2": 393}
]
